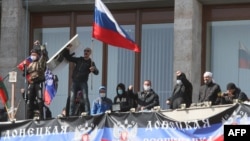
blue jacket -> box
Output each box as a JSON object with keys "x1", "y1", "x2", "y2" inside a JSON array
[{"x1": 91, "y1": 97, "x2": 112, "y2": 115}]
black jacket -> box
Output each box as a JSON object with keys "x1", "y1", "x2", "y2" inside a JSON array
[
  {"x1": 198, "y1": 81, "x2": 221, "y2": 105},
  {"x1": 113, "y1": 83, "x2": 133, "y2": 112},
  {"x1": 168, "y1": 73, "x2": 193, "y2": 109},
  {"x1": 63, "y1": 49, "x2": 99, "y2": 82},
  {"x1": 216, "y1": 87, "x2": 249, "y2": 104},
  {"x1": 137, "y1": 89, "x2": 159, "y2": 111}
]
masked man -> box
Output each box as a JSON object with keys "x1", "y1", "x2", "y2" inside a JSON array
[
  {"x1": 25, "y1": 40, "x2": 48, "y2": 119},
  {"x1": 166, "y1": 71, "x2": 193, "y2": 109}
]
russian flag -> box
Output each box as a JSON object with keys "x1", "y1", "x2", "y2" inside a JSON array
[
  {"x1": 92, "y1": 0, "x2": 140, "y2": 52},
  {"x1": 17, "y1": 56, "x2": 33, "y2": 71},
  {"x1": 17, "y1": 56, "x2": 33, "y2": 82},
  {"x1": 239, "y1": 41, "x2": 250, "y2": 69},
  {"x1": 44, "y1": 69, "x2": 57, "y2": 105}
]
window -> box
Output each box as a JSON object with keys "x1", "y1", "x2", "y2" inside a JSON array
[
  {"x1": 141, "y1": 23, "x2": 174, "y2": 109},
  {"x1": 207, "y1": 20, "x2": 250, "y2": 97},
  {"x1": 107, "y1": 25, "x2": 136, "y2": 100}
]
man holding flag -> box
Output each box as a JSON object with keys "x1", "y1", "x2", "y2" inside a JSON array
[
  {"x1": 19, "y1": 40, "x2": 48, "y2": 120},
  {"x1": 63, "y1": 46, "x2": 99, "y2": 116}
]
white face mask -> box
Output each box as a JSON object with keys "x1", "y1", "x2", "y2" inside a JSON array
[
  {"x1": 100, "y1": 93, "x2": 106, "y2": 97},
  {"x1": 143, "y1": 85, "x2": 151, "y2": 91},
  {"x1": 118, "y1": 90, "x2": 123, "y2": 95},
  {"x1": 176, "y1": 80, "x2": 182, "y2": 85},
  {"x1": 31, "y1": 55, "x2": 37, "y2": 61}
]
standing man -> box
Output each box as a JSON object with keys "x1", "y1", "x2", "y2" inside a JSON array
[
  {"x1": 198, "y1": 71, "x2": 221, "y2": 105},
  {"x1": 63, "y1": 46, "x2": 99, "y2": 116},
  {"x1": 25, "y1": 40, "x2": 48, "y2": 119},
  {"x1": 166, "y1": 71, "x2": 193, "y2": 109},
  {"x1": 136, "y1": 80, "x2": 159, "y2": 111}
]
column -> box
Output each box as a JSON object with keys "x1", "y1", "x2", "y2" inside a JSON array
[{"x1": 174, "y1": 0, "x2": 202, "y2": 102}]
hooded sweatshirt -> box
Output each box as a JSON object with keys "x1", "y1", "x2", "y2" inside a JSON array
[
  {"x1": 91, "y1": 86, "x2": 112, "y2": 115},
  {"x1": 113, "y1": 83, "x2": 132, "y2": 112}
]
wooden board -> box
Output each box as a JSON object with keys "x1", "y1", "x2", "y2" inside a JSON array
[{"x1": 46, "y1": 34, "x2": 80, "y2": 71}]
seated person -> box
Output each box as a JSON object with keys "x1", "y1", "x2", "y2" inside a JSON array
[
  {"x1": 91, "y1": 86, "x2": 112, "y2": 115},
  {"x1": 216, "y1": 82, "x2": 249, "y2": 104}
]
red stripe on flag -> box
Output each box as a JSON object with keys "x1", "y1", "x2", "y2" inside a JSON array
[
  {"x1": 93, "y1": 23, "x2": 140, "y2": 52},
  {"x1": 213, "y1": 135, "x2": 224, "y2": 141},
  {"x1": 0, "y1": 89, "x2": 8, "y2": 105},
  {"x1": 44, "y1": 89, "x2": 52, "y2": 105},
  {"x1": 0, "y1": 76, "x2": 8, "y2": 105},
  {"x1": 239, "y1": 58, "x2": 250, "y2": 69},
  {"x1": 17, "y1": 57, "x2": 32, "y2": 71},
  {"x1": 238, "y1": 42, "x2": 250, "y2": 69}
]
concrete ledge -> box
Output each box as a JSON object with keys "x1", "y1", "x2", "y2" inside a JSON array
[{"x1": 160, "y1": 104, "x2": 235, "y2": 121}]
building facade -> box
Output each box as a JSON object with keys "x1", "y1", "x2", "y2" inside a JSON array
[{"x1": 1, "y1": 0, "x2": 250, "y2": 119}]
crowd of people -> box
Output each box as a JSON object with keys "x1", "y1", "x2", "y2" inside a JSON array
[
  {"x1": 90, "y1": 80, "x2": 160, "y2": 115},
  {"x1": 12, "y1": 39, "x2": 249, "y2": 120},
  {"x1": 167, "y1": 71, "x2": 249, "y2": 109}
]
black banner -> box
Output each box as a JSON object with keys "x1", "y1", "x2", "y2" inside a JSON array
[{"x1": 0, "y1": 103, "x2": 249, "y2": 141}]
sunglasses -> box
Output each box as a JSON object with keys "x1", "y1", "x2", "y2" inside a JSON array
[{"x1": 84, "y1": 50, "x2": 90, "y2": 52}]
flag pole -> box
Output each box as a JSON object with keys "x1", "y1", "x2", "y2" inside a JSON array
[
  {"x1": 13, "y1": 99, "x2": 21, "y2": 118},
  {"x1": 238, "y1": 41, "x2": 240, "y2": 85},
  {"x1": 9, "y1": 71, "x2": 17, "y2": 121},
  {"x1": 4, "y1": 104, "x2": 11, "y2": 121},
  {"x1": 90, "y1": 38, "x2": 94, "y2": 90}
]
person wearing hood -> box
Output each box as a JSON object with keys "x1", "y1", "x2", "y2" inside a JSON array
[
  {"x1": 198, "y1": 71, "x2": 221, "y2": 105},
  {"x1": 91, "y1": 86, "x2": 112, "y2": 115},
  {"x1": 113, "y1": 83, "x2": 133, "y2": 112},
  {"x1": 136, "y1": 80, "x2": 159, "y2": 111},
  {"x1": 166, "y1": 71, "x2": 193, "y2": 109},
  {"x1": 216, "y1": 82, "x2": 249, "y2": 104}
]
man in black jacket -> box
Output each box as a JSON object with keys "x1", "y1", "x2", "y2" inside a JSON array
[
  {"x1": 63, "y1": 46, "x2": 99, "y2": 116},
  {"x1": 198, "y1": 71, "x2": 221, "y2": 105},
  {"x1": 166, "y1": 71, "x2": 193, "y2": 109},
  {"x1": 136, "y1": 80, "x2": 159, "y2": 111}
]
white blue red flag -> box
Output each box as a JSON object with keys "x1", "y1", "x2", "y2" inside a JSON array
[
  {"x1": 92, "y1": 0, "x2": 140, "y2": 52},
  {"x1": 17, "y1": 56, "x2": 33, "y2": 82},
  {"x1": 239, "y1": 41, "x2": 250, "y2": 69},
  {"x1": 17, "y1": 56, "x2": 33, "y2": 71},
  {"x1": 44, "y1": 69, "x2": 58, "y2": 105}
]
